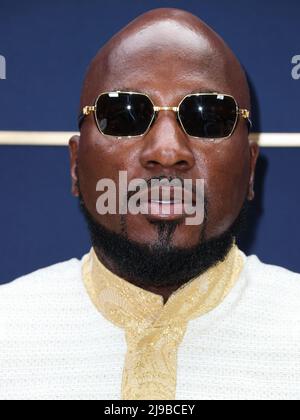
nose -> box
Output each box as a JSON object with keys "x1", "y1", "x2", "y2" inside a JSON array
[{"x1": 139, "y1": 111, "x2": 196, "y2": 173}]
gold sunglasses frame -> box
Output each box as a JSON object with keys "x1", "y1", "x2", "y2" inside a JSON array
[{"x1": 80, "y1": 91, "x2": 251, "y2": 140}]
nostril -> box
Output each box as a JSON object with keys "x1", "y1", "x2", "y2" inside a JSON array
[
  {"x1": 176, "y1": 160, "x2": 189, "y2": 169},
  {"x1": 145, "y1": 159, "x2": 189, "y2": 170},
  {"x1": 146, "y1": 160, "x2": 160, "y2": 169}
]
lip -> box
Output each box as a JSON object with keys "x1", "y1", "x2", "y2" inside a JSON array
[
  {"x1": 138, "y1": 186, "x2": 196, "y2": 206},
  {"x1": 137, "y1": 186, "x2": 197, "y2": 220},
  {"x1": 146, "y1": 201, "x2": 186, "y2": 220}
]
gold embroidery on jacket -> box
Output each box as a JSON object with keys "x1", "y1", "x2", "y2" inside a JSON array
[{"x1": 82, "y1": 244, "x2": 244, "y2": 400}]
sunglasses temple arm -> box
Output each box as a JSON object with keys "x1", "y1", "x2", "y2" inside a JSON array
[{"x1": 247, "y1": 118, "x2": 253, "y2": 132}]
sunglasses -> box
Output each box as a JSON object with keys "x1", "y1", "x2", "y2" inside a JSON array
[{"x1": 79, "y1": 91, "x2": 251, "y2": 140}]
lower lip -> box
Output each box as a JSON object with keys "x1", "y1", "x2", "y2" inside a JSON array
[{"x1": 143, "y1": 201, "x2": 187, "y2": 220}]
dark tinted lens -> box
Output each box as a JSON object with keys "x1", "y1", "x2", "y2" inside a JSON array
[
  {"x1": 179, "y1": 94, "x2": 238, "y2": 139},
  {"x1": 95, "y1": 92, "x2": 154, "y2": 137}
]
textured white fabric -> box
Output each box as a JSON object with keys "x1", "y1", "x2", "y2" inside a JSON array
[{"x1": 0, "y1": 251, "x2": 300, "y2": 400}]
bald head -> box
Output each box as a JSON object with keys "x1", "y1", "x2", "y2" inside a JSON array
[{"x1": 80, "y1": 8, "x2": 250, "y2": 111}]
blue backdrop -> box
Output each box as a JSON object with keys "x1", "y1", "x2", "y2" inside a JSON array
[{"x1": 0, "y1": 0, "x2": 299, "y2": 284}]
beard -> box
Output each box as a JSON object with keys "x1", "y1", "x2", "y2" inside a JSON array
[{"x1": 77, "y1": 181, "x2": 249, "y2": 290}]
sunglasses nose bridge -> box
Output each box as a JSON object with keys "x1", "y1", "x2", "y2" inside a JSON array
[
  {"x1": 151, "y1": 105, "x2": 186, "y2": 138},
  {"x1": 151, "y1": 106, "x2": 180, "y2": 131},
  {"x1": 153, "y1": 106, "x2": 179, "y2": 113}
]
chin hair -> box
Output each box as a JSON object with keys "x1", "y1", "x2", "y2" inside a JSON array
[{"x1": 77, "y1": 187, "x2": 249, "y2": 289}]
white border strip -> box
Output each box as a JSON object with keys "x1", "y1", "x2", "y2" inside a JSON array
[
  {"x1": 0, "y1": 131, "x2": 76, "y2": 146},
  {"x1": 0, "y1": 131, "x2": 299, "y2": 147}
]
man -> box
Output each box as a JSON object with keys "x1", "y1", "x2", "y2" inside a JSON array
[{"x1": 0, "y1": 8, "x2": 299, "y2": 401}]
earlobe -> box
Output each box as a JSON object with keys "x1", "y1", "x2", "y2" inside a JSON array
[
  {"x1": 247, "y1": 141, "x2": 260, "y2": 201},
  {"x1": 247, "y1": 184, "x2": 255, "y2": 201},
  {"x1": 69, "y1": 135, "x2": 80, "y2": 197}
]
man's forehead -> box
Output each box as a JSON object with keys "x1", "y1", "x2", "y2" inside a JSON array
[
  {"x1": 92, "y1": 39, "x2": 233, "y2": 98},
  {"x1": 89, "y1": 61, "x2": 235, "y2": 106}
]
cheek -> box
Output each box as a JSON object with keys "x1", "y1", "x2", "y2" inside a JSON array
[
  {"x1": 76, "y1": 131, "x2": 142, "y2": 231},
  {"x1": 202, "y1": 141, "x2": 250, "y2": 238}
]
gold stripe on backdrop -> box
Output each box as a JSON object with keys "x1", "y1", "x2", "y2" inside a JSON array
[{"x1": 0, "y1": 131, "x2": 300, "y2": 147}]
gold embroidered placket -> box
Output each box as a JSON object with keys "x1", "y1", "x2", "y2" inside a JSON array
[{"x1": 82, "y1": 244, "x2": 244, "y2": 400}]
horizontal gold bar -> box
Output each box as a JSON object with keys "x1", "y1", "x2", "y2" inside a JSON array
[{"x1": 153, "y1": 106, "x2": 179, "y2": 112}]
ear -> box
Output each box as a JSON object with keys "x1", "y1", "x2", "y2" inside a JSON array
[
  {"x1": 247, "y1": 141, "x2": 260, "y2": 201},
  {"x1": 69, "y1": 135, "x2": 80, "y2": 197}
]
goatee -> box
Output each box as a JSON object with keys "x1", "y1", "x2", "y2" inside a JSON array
[{"x1": 78, "y1": 189, "x2": 249, "y2": 290}]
